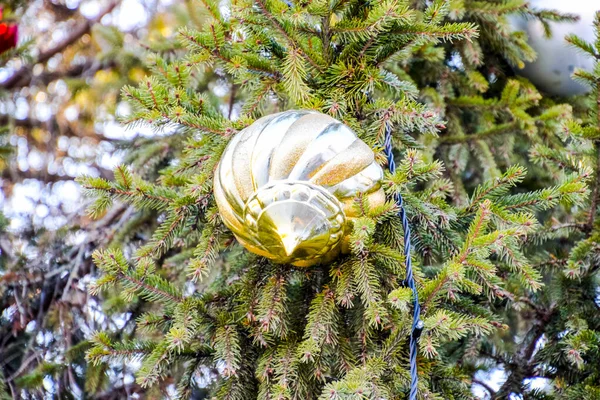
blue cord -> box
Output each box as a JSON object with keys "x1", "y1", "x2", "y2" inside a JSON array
[{"x1": 384, "y1": 121, "x2": 423, "y2": 400}]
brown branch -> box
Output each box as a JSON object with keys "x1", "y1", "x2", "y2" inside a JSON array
[
  {"x1": 5, "y1": 352, "x2": 40, "y2": 382},
  {"x1": 585, "y1": 79, "x2": 600, "y2": 231},
  {"x1": 0, "y1": 59, "x2": 114, "y2": 93},
  {"x1": 2, "y1": 166, "x2": 113, "y2": 184},
  {"x1": 472, "y1": 378, "x2": 496, "y2": 397},
  {"x1": 0, "y1": 1, "x2": 121, "y2": 90},
  {"x1": 493, "y1": 305, "x2": 556, "y2": 399},
  {"x1": 228, "y1": 83, "x2": 237, "y2": 120},
  {"x1": 0, "y1": 115, "x2": 39, "y2": 129},
  {"x1": 359, "y1": 36, "x2": 376, "y2": 59},
  {"x1": 586, "y1": 142, "x2": 600, "y2": 231},
  {"x1": 504, "y1": 199, "x2": 542, "y2": 211},
  {"x1": 0, "y1": 114, "x2": 123, "y2": 145},
  {"x1": 516, "y1": 296, "x2": 544, "y2": 313},
  {"x1": 37, "y1": 59, "x2": 117, "y2": 86}
]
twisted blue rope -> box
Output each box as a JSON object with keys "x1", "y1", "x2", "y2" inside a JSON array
[{"x1": 384, "y1": 121, "x2": 423, "y2": 400}]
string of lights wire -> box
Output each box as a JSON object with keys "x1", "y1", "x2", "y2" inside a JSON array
[{"x1": 383, "y1": 121, "x2": 423, "y2": 400}]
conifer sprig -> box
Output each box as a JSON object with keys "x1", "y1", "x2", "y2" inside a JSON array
[{"x1": 78, "y1": 1, "x2": 598, "y2": 399}]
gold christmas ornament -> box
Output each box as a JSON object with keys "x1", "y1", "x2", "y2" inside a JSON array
[{"x1": 214, "y1": 110, "x2": 385, "y2": 266}]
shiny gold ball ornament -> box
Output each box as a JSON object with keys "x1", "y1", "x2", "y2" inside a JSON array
[{"x1": 214, "y1": 110, "x2": 385, "y2": 266}]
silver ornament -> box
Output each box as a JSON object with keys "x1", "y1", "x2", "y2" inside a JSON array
[{"x1": 513, "y1": 0, "x2": 596, "y2": 96}]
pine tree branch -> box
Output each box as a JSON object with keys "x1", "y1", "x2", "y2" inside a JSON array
[
  {"x1": 465, "y1": 168, "x2": 523, "y2": 213},
  {"x1": 197, "y1": 0, "x2": 221, "y2": 22},
  {"x1": 389, "y1": 26, "x2": 478, "y2": 39},
  {"x1": 467, "y1": 2, "x2": 523, "y2": 17},
  {"x1": 420, "y1": 273, "x2": 451, "y2": 314},
  {"x1": 439, "y1": 122, "x2": 518, "y2": 145},
  {"x1": 0, "y1": 206, "x2": 131, "y2": 392},
  {"x1": 81, "y1": 186, "x2": 173, "y2": 206},
  {"x1": 242, "y1": 81, "x2": 274, "y2": 117},
  {"x1": 117, "y1": 272, "x2": 183, "y2": 304},
  {"x1": 139, "y1": 211, "x2": 187, "y2": 257},
  {"x1": 180, "y1": 31, "x2": 280, "y2": 79},
  {"x1": 179, "y1": 118, "x2": 234, "y2": 136},
  {"x1": 515, "y1": 296, "x2": 544, "y2": 314},
  {"x1": 254, "y1": 0, "x2": 323, "y2": 72}
]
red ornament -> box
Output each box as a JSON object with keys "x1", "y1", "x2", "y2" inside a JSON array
[
  {"x1": 0, "y1": 7, "x2": 17, "y2": 54},
  {"x1": 0, "y1": 23, "x2": 18, "y2": 53}
]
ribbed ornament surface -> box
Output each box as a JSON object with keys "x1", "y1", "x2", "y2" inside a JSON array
[{"x1": 214, "y1": 110, "x2": 385, "y2": 266}]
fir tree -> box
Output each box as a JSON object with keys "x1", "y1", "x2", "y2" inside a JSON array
[{"x1": 10, "y1": 0, "x2": 597, "y2": 399}]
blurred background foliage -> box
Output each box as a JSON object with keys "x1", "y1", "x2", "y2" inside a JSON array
[{"x1": 0, "y1": 1, "x2": 224, "y2": 397}]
